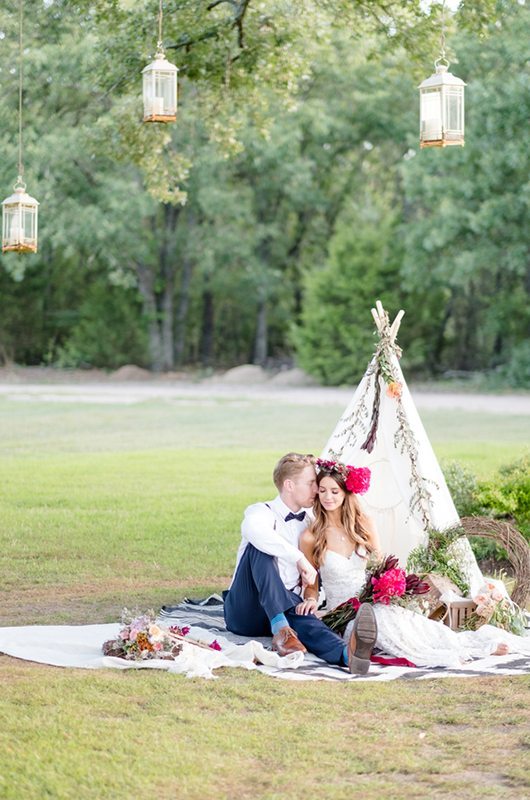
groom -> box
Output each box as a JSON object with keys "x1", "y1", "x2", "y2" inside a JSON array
[{"x1": 224, "y1": 452, "x2": 377, "y2": 675}]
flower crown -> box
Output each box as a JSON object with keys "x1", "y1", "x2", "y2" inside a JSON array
[{"x1": 316, "y1": 458, "x2": 371, "y2": 495}]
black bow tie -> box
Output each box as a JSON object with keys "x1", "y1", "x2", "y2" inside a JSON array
[{"x1": 284, "y1": 511, "x2": 306, "y2": 523}]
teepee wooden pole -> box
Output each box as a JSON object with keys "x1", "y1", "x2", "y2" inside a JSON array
[{"x1": 389, "y1": 310, "x2": 405, "y2": 342}]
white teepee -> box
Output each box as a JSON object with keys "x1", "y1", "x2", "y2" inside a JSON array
[{"x1": 321, "y1": 301, "x2": 484, "y2": 595}]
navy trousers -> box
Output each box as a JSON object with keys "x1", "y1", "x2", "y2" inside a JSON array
[{"x1": 224, "y1": 544, "x2": 345, "y2": 665}]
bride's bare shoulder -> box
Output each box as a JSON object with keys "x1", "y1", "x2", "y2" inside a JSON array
[{"x1": 299, "y1": 528, "x2": 316, "y2": 546}]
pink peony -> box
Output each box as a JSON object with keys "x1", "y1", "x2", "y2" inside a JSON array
[
  {"x1": 345, "y1": 466, "x2": 371, "y2": 495},
  {"x1": 371, "y1": 568, "x2": 407, "y2": 604}
]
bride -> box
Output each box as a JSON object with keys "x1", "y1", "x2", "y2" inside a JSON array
[{"x1": 297, "y1": 459, "x2": 530, "y2": 668}]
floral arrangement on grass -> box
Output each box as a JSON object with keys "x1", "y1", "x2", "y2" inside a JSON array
[
  {"x1": 407, "y1": 526, "x2": 470, "y2": 596},
  {"x1": 321, "y1": 554, "x2": 430, "y2": 635},
  {"x1": 102, "y1": 609, "x2": 222, "y2": 661},
  {"x1": 462, "y1": 582, "x2": 527, "y2": 636}
]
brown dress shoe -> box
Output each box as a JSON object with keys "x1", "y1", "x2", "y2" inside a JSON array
[
  {"x1": 347, "y1": 603, "x2": 377, "y2": 675},
  {"x1": 271, "y1": 626, "x2": 307, "y2": 656}
]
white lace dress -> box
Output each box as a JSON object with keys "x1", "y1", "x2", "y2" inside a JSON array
[{"x1": 320, "y1": 550, "x2": 530, "y2": 668}]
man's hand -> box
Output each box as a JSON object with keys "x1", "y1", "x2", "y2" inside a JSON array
[
  {"x1": 295, "y1": 597, "x2": 318, "y2": 616},
  {"x1": 296, "y1": 555, "x2": 317, "y2": 587}
]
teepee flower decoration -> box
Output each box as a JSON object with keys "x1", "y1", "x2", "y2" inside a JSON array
[
  {"x1": 419, "y1": 1, "x2": 465, "y2": 149},
  {"x1": 142, "y1": 0, "x2": 178, "y2": 123}
]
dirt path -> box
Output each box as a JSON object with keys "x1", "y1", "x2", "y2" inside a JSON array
[{"x1": 0, "y1": 379, "x2": 529, "y2": 415}]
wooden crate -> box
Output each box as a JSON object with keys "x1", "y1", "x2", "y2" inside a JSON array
[{"x1": 442, "y1": 598, "x2": 477, "y2": 631}]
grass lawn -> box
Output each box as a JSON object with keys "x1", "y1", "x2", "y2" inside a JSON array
[{"x1": 0, "y1": 395, "x2": 529, "y2": 799}]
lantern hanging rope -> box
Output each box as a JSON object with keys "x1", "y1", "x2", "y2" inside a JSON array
[
  {"x1": 18, "y1": 0, "x2": 23, "y2": 180},
  {"x1": 2, "y1": 0, "x2": 39, "y2": 254},
  {"x1": 158, "y1": 0, "x2": 163, "y2": 51},
  {"x1": 418, "y1": 0, "x2": 466, "y2": 149},
  {"x1": 142, "y1": 0, "x2": 179, "y2": 124}
]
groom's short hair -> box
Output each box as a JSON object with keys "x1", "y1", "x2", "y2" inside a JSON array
[{"x1": 273, "y1": 452, "x2": 316, "y2": 490}]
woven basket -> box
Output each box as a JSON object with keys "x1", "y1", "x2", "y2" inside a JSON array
[{"x1": 460, "y1": 516, "x2": 530, "y2": 608}]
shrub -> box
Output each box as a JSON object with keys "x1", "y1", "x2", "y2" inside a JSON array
[{"x1": 443, "y1": 456, "x2": 530, "y2": 564}]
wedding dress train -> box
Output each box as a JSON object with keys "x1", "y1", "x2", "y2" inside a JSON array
[{"x1": 320, "y1": 550, "x2": 530, "y2": 669}]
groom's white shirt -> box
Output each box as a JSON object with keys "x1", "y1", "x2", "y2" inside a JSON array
[{"x1": 230, "y1": 495, "x2": 313, "y2": 593}]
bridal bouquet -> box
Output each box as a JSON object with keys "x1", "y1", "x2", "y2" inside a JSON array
[
  {"x1": 322, "y1": 554, "x2": 430, "y2": 635},
  {"x1": 461, "y1": 583, "x2": 527, "y2": 636},
  {"x1": 102, "y1": 609, "x2": 222, "y2": 661}
]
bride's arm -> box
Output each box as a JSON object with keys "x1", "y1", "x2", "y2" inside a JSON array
[
  {"x1": 364, "y1": 515, "x2": 382, "y2": 556},
  {"x1": 295, "y1": 530, "x2": 320, "y2": 615}
]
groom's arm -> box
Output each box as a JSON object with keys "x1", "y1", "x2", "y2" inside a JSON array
[{"x1": 241, "y1": 504, "x2": 304, "y2": 564}]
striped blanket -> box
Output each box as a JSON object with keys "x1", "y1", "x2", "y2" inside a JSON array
[{"x1": 159, "y1": 596, "x2": 530, "y2": 682}]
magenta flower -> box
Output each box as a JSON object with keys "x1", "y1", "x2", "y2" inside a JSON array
[
  {"x1": 209, "y1": 640, "x2": 222, "y2": 651},
  {"x1": 371, "y1": 568, "x2": 407, "y2": 604},
  {"x1": 345, "y1": 466, "x2": 371, "y2": 495}
]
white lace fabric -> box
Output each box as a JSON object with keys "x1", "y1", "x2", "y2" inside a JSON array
[{"x1": 320, "y1": 550, "x2": 530, "y2": 668}]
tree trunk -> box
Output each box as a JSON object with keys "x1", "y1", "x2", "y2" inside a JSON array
[
  {"x1": 253, "y1": 297, "x2": 268, "y2": 366},
  {"x1": 161, "y1": 280, "x2": 174, "y2": 371},
  {"x1": 136, "y1": 262, "x2": 163, "y2": 372},
  {"x1": 174, "y1": 254, "x2": 194, "y2": 366},
  {"x1": 200, "y1": 276, "x2": 215, "y2": 367},
  {"x1": 159, "y1": 204, "x2": 180, "y2": 371}
]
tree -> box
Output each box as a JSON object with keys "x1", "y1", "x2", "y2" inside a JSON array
[{"x1": 400, "y1": 1, "x2": 530, "y2": 378}]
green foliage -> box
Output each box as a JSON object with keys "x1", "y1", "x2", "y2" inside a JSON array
[
  {"x1": 54, "y1": 281, "x2": 148, "y2": 369},
  {"x1": 501, "y1": 341, "x2": 530, "y2": 389},
  {"x1": 442, "y1": 460, "x2": 481, "y2": 518},
  {"x1": 480, "y1": 455, "x2": 530, "y2": 540},
  {"x1": 0, "y1": 0, "x2": 527, "y2": 374},
  {"x1": 444, "y1": 454, "x2": 530, "y2": 562},
  {"x1": 293, "y1": 206, "x2": 401, "y2": 384},
  {"x1": 400, "y1": 2, "x2": 530, "y2": 382},
  {"x1": 407, "y1": 527, "x2": 470, "y2": 596}
]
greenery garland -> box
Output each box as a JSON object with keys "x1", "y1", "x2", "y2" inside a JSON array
[
  {"x1": 328, "y1": 310, "x2": 435, "y2": 529},
  {"x1": 406, "y1": 526, "x2": 470, "y2": 596}
]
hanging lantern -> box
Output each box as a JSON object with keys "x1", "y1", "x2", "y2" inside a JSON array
[
  {"x1": 419, "y1": 59, "x2": 465, "y2": 148},
  {"x1": 2, "y1": 0, "x2": 39, "y2": 253},
  {"x1": 142, "y1": 48, "x2": 178, "y2": 123},
  {"x1": 142, "y1": 0, "x2": 178, "y2": 124},
  {"x1": 2, "y1": 177, "x2": 39, "y2": 253}
]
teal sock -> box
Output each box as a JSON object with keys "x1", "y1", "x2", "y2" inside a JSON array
[
  {"x1": 271, "y1": 613, "x2": 288, "y2": 635},
  {"x1": 342, "y1": 645, "x2": 349, "y2": 666}
]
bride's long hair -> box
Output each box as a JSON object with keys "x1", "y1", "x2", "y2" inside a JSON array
[{"x1": 311, "y1": 469, "x2": 374, "y2": 568}]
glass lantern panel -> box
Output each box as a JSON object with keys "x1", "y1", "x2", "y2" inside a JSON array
[
  {"x1": 6, "y1": 206, "x2": 25, "y2": 243},
  {"x1": 155, "y1": 72, "x2": 176, "y2": 112},
  {"x1": 420, "y1": 88, "x2": 442, "y2": 141},
  {"x1": 444, "y1": 88, "x2": 463, "y2": 133},
  {"x1": 2, "y1": 202, "x2": 37, "y2": 251},
  {"x1": 143, "y1": 70, "x2": 176, "y2": 117}
]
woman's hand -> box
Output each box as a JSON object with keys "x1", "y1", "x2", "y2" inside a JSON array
[{"x1": 295, "y1": 597, "x2": 318, "y2": 615}]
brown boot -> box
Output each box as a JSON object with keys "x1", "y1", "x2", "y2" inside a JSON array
[
  {"x1": 347, "y1": 603, "x2": 377, "y2": 675},
  {"x1": 271, "y1": 626, "x2": 307, "y2": 656}
]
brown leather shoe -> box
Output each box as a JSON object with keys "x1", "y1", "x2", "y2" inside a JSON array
[
  {"x1": 347, "y1": 603, "x2": 377, "y2": 675},
  {"x1": 271, "y1": 626, "x2": 307, "y2": 656}
]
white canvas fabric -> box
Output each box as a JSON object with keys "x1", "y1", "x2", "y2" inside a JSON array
[{"x1": 321, "y1": 347, "x2": 484, "y2": 595}]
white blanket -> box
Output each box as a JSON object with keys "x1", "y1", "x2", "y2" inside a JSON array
[{"x1": 0, "y1": 622, "x2": 304, "y2": 680}]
